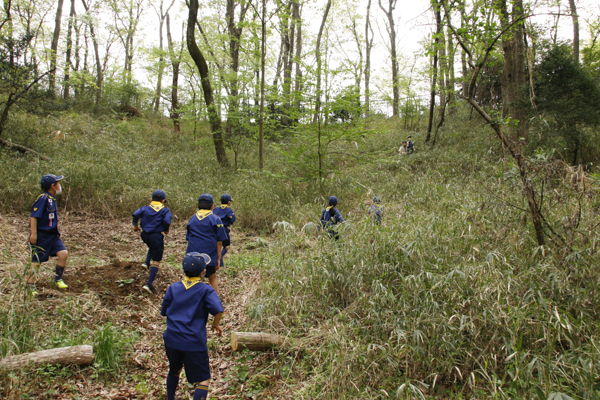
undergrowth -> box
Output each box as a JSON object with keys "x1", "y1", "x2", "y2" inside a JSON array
[{"x1": 2, "y1": 109, "x2": 600, "y2": 398}]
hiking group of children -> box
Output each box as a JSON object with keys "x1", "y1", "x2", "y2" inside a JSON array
[
  {"x1": 27, "y1": 174, "x2": 235, "y2": 400},
  {"x1": 26, "y1": 173, "x2": 379, "y2": 399}
]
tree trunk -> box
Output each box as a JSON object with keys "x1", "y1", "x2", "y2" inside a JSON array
[
  {"x1": 379, "y1": 0, "x2": 399, "y2": 118},
  {"x1": 312, "y1": 0, "x2": 332, "y2": 124},
  {"x1": 293, "y1": 3, "x2": 302, "y2": 121},
  {"x1": 364, "y1": 0, "x2": 373, "y2": 118},
  {"x1": 166, "y1": 14, "x2": 182, "y2": 133},
  {"x1": 81, "y1": 0, "x2": 103, "y2": 107},
  {"x1": 568, "y1": 0, "x2": 579, "y2": 63},
  {"x1": 231, "y1": 332, "x2": 284, "y2": 352},
  {"x1": 63, "y1": 0, "x2": 76, "y2": 99},
  {"x1": 226, "y1": 0, "x2": 249, "y2": 142},
  {"x1": 0, "y1": 345, "x2": 93, "y2": 370},
  {"x1": 426, "y1": 0, "x2": 441, "y2": 143},
  {"x1": 259, "y1": 0, "x2": 267, "y2": 170},
  {"x1": 49, "y1": 0, "x2": 65, "y2": 94},
  {"x1": 187, "y1": 0, "x2": 229, "y2": 168}
]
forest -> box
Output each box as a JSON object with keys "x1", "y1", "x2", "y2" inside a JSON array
[{"x1": 2, "y1": 0, "x2": 600, "y2": 398}]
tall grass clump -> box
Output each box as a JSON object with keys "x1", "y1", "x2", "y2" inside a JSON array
[
  {"x1": 250, "y1": 125, "x2": 600, "y2": 399},
  {"x1": 93, "y1": 323, "x2": 136, "y2": 377}
]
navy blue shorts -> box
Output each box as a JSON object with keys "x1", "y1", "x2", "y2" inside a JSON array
[
  {"x1": 205, "y1": 265, "x2": 217, "y2": 278},
  {"x1": 141, "y1": 231, "x2": 164, "y2": 262},
  {"x1": 31, "y1": 230, "x2": 67, "y2": 263},
  {"x1": 165, "y1": 344, "x2": 211, "y2": 383}
]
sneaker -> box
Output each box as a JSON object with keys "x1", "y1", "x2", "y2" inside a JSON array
[
  {"x1": 141, "y1": 262, "x2": 149, "y2": 270},
  {"x1": 142, "y1": 284, "x2": 156, "y2": 294},
  {"x1": 27, "y1": 284, "x2": 39, "y2": 296},
  {"x1": 55, "y1": 279, "x2": 68, "y2": 289}
]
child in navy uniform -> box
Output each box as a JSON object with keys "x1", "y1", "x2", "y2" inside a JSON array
[
  {"x1": 28, "y1": 174, "x2": 69, "y2": 294},
  {"x1": 320, "y1": 196, "x2": 345, "y2": 240},
  {"x1": 161, "y1": 252, "x2": 223, "y2": 400},
  {"x1": 368, "y1": 196, "x2": 384, "y2": 225},
  {"x1": 186, "y1": 193, "x2": 228, "y2": 294},
  {"x1": 132, "y1": 189, "x2": 172, "y2": 294},
  {"x1": 212, "y1": 193, "x2": 236, "y2": 267}
]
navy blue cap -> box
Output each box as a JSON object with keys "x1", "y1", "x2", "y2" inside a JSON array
[
  {"x1": 198, "y1": 193, "x2": 214, "y2": 204},
  {"x1": 373, "y1": 196, "x2": 381, "y2": 203},
  {"x1": 328, "y1": 196, "x2": 338, "y2": 206},
  {"x1": 221, "y1": 193, "x2": 233, "y2": 203},
  {"x1": 152, "y1": 189, "x2": 166, "y2": 201},
  {"x1": 40, "y1": 174, "x2": 64, "y2": 190},
  {"x1": 183, "y1": 252, "x2": 211, "y2": 276}
]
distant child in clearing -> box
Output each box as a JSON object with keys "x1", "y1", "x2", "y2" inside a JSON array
[
  {"x1": 28, "y1": 174, "x2": 69, "y2": 294},
  {"x1": 407, "y1": 136, "x2": 415, "y2": 154},
  {"x1": 161, "y1": 252, "x2": 223, "y2": 400},
  {"x1": 186, "y1": 193, "x2": 228, "y2": 294},
  {"x1": 398, "y1": 141, "x2": 408, "y2": 155},
  {"x1": 212, "y1": 193, "x2": 236, "y2": 267},
  {"x1": 320, "y1": 196, "x2": 345, "y2": 240},
  {"x1": 132, "y1": 189, "x2": 172, "y2": 294},
  {"x1": 368, "y1": 196, "x2": 384, "y2": 225}
]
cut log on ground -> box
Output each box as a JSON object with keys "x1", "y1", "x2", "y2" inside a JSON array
[
  {"x1": 231, "y1": 332, "x2": 285, "y2": 352},
  {"x1": 0, "y1": 345, "x2": 93, "y2": 370}
]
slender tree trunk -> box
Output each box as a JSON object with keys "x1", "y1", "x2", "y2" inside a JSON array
[
  {"x1": 166, "y1": 14, "x2": 183, "y2": 133},
  {"x1": 154, "y1": 15, "x2": 165, "y2": 112},
  {"x1": 312, "y1": 0, "x2": 332, "y2": 124},
  {"x1": 187, "y1": 0, "x2": 229, "y2": 168},
  {"x1": 379, "y1": 0, "x2": 399, "y2": 117},
  {"x1": 154, "y1": 0, "x2": 175, "y2": 112},
  {"x1": 49, "y1": 0, "x2": 65, "y2": 94},
  {"x1": 426, "y1": 0, "x2": 441, "y2": 143},
  {"x1": 364, "y1": 0, "x2": 373, "y2": 118},
  {"x1": 81, "y1": 0, "x2": 102, "y2": 106},
  {"x1": 226, "y1": 0, "x2": 249, "y2": 142},
  {"x1": 259, "y1": 0, "x2": 267, "y2": 170},
  {"x1": 293, "y1": 3, "x2": 303, "y2": 121},
  {"x1": 445, "y1": 16, "x2": 455, "y2": 113},
  {"x1": 568, "y1": 0, "x2": 579, "y2": 63},
  {"x1": 63, "y1": 0, "x2": 75, "y2": 99}
]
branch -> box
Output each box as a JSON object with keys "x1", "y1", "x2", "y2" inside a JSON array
[{"x1": 0, "y1": 138, "x2": 51, "y2": 160}]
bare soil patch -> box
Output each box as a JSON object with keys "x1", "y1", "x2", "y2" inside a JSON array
[{"x1": 0, "y1": 212, "x2": 272, "y2": 399}]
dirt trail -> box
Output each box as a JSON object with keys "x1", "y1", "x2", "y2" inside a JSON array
[{"x1": 0, "y1": 212, "x2": 269, "y2": 399}]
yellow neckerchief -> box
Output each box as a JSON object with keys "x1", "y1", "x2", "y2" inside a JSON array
[
  {"x1": 326, "y1": 206, "x2": 334, "y2": 212},
  {"x1": 181, "y1": 276, "x2": 203, "y2": 290},
  {"x1": 196, "y1": 209, "x2": 213, "y2": 221},
  {"x1": 149, "y1": 201, "x2": 165, "y2": 212},
  {"x1": 33, "y1": 193, "x2": 55, "y2": 212},
  {"x1": 220, "y1": 205, "x2": 229, "y2": 210}
]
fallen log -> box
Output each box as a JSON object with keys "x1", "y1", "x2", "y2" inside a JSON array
[
  {"x1": 231, "y1": 332, "x2": 285, "y2": 352},
  {"x1": 0, "y1": 345, "x2": 93, "y2": 370}
]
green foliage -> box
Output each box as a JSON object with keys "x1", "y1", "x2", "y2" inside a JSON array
[{"x1": 531, "y1": 44, "x2": 600, "y2": 164}]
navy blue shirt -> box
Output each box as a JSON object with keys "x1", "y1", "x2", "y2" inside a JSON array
[
  {"x1": 31, "y1": 192, "x2": 60, "y2": 233},
  {"x1": 320, "y1": 206, "x2": 345, "y2": 230},
  {"x1": 213, "y1": 205, "x2": 236, "y2": 233},
  {"x1": 161, "y1": 278, "x2": 224, "y2": 352},
  {"x1": 186, "y1": 210, "x2": 229, "y2": 265},
  {"x1": 368, "y1": 204, "x2": 384, "y2": 224},
  {"x1": 132, "y1": 202, "x2": 172, "y2": 233}
]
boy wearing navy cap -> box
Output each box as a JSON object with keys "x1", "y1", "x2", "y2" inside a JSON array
[
  {"x1": 132, "y1": 189, "x2": 172, "y2": 294},
  {"x1": 320, "y1": 195, "x2": 345, "y2": 240},
  {"x1": 161, "y1": 252, "x2": 223, "y2": 400},
  {"x1": 186, "y1": 193, "x2": 228, "y2": 294},
  {"x1": 28, "y1": 174, "x2": 69, "y2": 294},
  {"x1": 212, "y1": 193, "x2": 236, "y2": 267}
]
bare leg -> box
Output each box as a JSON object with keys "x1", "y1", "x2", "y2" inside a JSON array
[{"x1": 208, "y1": 273, "x2": 218, "y2": 294}]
